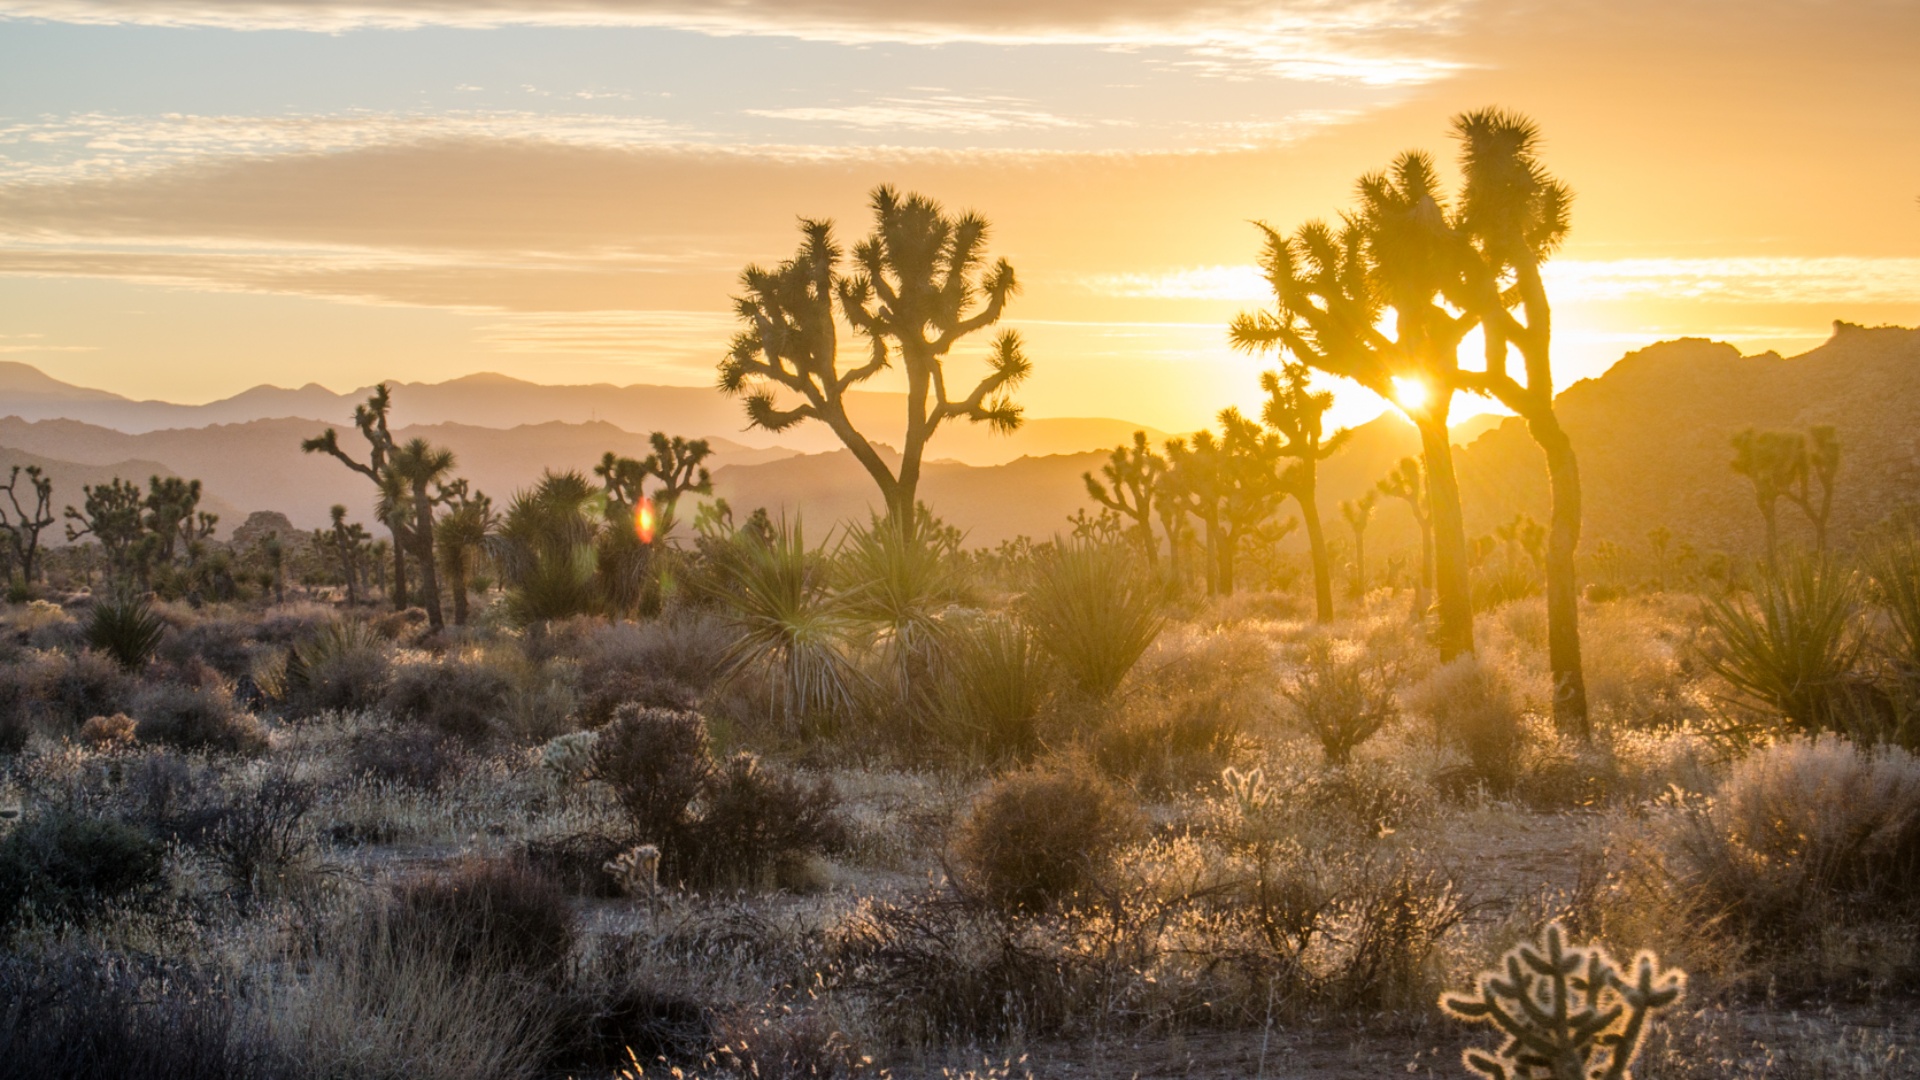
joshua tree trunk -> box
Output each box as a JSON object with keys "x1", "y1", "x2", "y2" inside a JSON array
[
  {"x1": 1352, "y1": 531, "x2": 1366, "y2": 598},
  {"x1": 447, "y1": 553, "x2": 469, "y2": 626},
  {"x1": 1761, "y1": 503, "x2": 1779, "y2": 570},
  {"x1": 1299, "y1": 478, "x2": 1333, "y2": 623},
  {"x1": 1532, "y1": 413, "x2": 1590, "y2": 735},
  {"x1": 1416, "y1": 418, "x2": 1475, "y2": 660},
  {"x1": 389, "y1": 528, "x2": 409, "y2": 609},
  {"x1": 410, "y1": 494, "x2": 443, "y2": 629}
]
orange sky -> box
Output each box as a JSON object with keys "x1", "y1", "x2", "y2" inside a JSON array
[{"x1": 1, "y1": 0, "x2": 1915, "y2": 434}]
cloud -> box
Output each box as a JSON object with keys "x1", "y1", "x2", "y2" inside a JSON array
[{"x1": 744, "y1": 96, "x2": 1086, "y2": 134}]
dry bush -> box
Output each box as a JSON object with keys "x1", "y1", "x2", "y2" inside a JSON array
[
  {"x1": 1089, "y1": 701, "x2": 1247, "y2": 797},
  {"x1": 588, "y1": 705, "x2": 711, "y2": 858},
  {"x1": 78, "y1": 712, "x2": 138, "y2": 749},
  {"x1": 950, "y1": 759, "x2": 1145, "y2": 914},
  {"x1": 176, "y1": 766, "x2": 318, "y2": 899},
  {"x1": 1408, "y1": 656, "x2": 1527, "y2": 795},
  {"x1": 1282, "y1": 636, "x2": 1400, "y2": 765},
  {"x1": 129, "y1": 681, "x2": 266, "y2": 754},
  {"x1": 695, "y1": 751, "x2": 844, "y2": 890},
  {"x1": 386, "y1": 858, "x2": 577, "y2": 983},
  {"x1": 0, "y1": 952, "x2": 285, "y2": 1080},
  {"x1": 382, "y1": 657, "x2": 513, "y2": 743},
  {"x1": 0, "y1": 810, "x2": 166, "y2": 934},
  {"x1": 1580, "y1": 600, "x2": 1706, "y2": 728},
  {"x1": 279, "y1": 620, "x2": 390, "y2": 718},
  {"x1": 345, "y1": 726, "x2": 466, "y2": 791},
  {"x1": 575, "y1": 615, "x2": 732, "y2": 724},
  {"x1": 1638, "y1": 735, "x2": 1920, "y2": 991},
  {"x1": 38, "y1": 649, "x2": 134, "y2": 729},
  {"x1": 157, "y1": 615, "x2": 258, "y2": 680}
]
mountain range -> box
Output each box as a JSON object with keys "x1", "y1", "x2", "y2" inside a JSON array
[{"x1": 3, "y1": 321, "x2": 1916, "y2": 557}]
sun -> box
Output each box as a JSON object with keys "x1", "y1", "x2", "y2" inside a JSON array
[{"x1": 1391, "y1": 376, "x2": 1430, "y2": 413}]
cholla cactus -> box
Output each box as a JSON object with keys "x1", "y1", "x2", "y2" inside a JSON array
[
  {"x1": 1442, "y1": 921, "x2": 1685, "y2": 1080},
  {"x1": 538, "y1": 730, "x2": 599, "y2": 787},
  {"x1": 604, "y1": 843, "x2": 662, "y2": 902},
  {"x1": 1221, "y1": 765, "x2": 1274, "y2": 812}
]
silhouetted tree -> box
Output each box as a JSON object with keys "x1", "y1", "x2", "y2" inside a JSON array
[
  {"x1": 1449, "y1": 108, "x2": 1590, "y2": 732},
  {"x1": 721, "y1": 187, "x2": 1031, "y2": 539},
  {"x1": 1163, "y1": 410, "x2": 1288, "y2": 596},
  {"x1": 65, "y1": 477, "x2": 146, "y2": 588},
  {"x1": 1732, "y1": 428, "x2": 1804, "y2": 568},
  {"x1": 1341, "y1": 491, "x2": 1377, "y2": 599},
  {"x1": 1258, "y1": 363, "x2": 1350, "y2": 622},
  {"x1": 324, "y1": 504, "x2": 370, "y2": 606},
  {"x1": 0, "y1": 465, "x2": 54, "y2": 589},
  {"x1": 1084, "y1": 431, "x2": 1166, "y2": 570},
  {"x1": 1377, "y1": 457, "x2": 1433, "y2": 622},
  {"x1": 302, "y1": 385, "x2": 411, "y2": 610},
  {"x1": 1232, "y1": 153, "x2": 1479, "y2": 658},
  {"x1": 1786, "y1": 425, "x2": 1840, "y2": 552},
  {"x1": 390, "y1": 437, "x2": 456, "y2": 629}
]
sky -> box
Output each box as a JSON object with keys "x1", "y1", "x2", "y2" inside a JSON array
[{"x1": 1, "y1": 0, "x2": 1916, "y2": 435}]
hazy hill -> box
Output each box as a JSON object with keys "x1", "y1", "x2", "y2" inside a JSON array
[{"x1": 0, "y1": 364, "x2": 1164, "y2": 467}]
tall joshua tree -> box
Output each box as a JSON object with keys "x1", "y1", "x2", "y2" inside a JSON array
[
  {"x1": 389, "y1": 437, "x2": 456, "y2": 629},
  {"x1": 325, "y1": 504, "x2": 370, "y2": 606},
  {"x1": 1258, "y1": 362, "x2": 1350, "y2": 622},
  {"x1": 1378, "y1": 457, "x2": 1433, "y2": 620},
  {"x1": 1084, "y1": 431, "x2": 1167, "y2": 569},
  {"x1": 303, "y1": 385, "x2": 410, "y2": 610},
  {"x1": 0, "y1": 465, "x2": 55, "y2": 589},
  {"x1": 434, "y1": 479, "x2": 495, "y2": 626},
  {"x1": 65, "y1": 478, "x2": 146, "y2": 589},
  {"x1": 1731, "y1": 428, "x2": 1804, "y2": 568},
  {"x1": 1232, "y1": 152, "x2": 1480, "y2": 658},
  {"x1": 1341, "y1": 491, "x2": 1377, "y2": 599},
  {"x1": 721, "y1": 187, "x2": 1031, "y2": 539},
  {"x1": 1450, "y1": 108, "x2": 1589, "y2": 733}
]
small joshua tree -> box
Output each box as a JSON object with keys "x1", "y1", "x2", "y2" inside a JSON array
[
  {"x1": 1084, "y1": 430, "x2": 1167, "y2": 570},
  {"x1": 1731, "y1": 428, "x2": 1805, "y2": 568},
  {"x1": 1342, "y1": 490, "x2": 1377, "y2": 598},
  {"x1": 1443, "y1": 922, "x2": 1685, "y2": 1080},
  {"x1": 1378, "y1": 457, "x2": 1433, "y2": 620}
]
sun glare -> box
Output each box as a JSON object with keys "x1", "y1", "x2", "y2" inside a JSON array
[
  {"x1": 1391, "y1": 376, "x2": 1429, "y2": 413},
  {"x1": 635, "y1": 496, "x2": 656, "y2": 544}
]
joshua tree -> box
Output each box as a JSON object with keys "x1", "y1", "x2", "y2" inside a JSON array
[
  {"x1": 324, "y1": 504, "x2": 370, "y2": 606},
  {"x1": 389, "y1": 437, "x2": 457, "y2": 629},
  {"x1": 1232, "y1": 152, "x2": 1480, "y2": 658},
  {"x1": 1786, "y1": 425, "x2": 1840, "y2": 552},
  {"x1": 65, "y1": 477, "x2": 147, "y2": 589},
  {"x1": 595, "y1": 432, "x2": 714, "y2": 615},
  {"x1": 1341, "y1": 491, "x2": 1377, "y2": 599},
  {"x1": 1447, "y1": 108, "x2": 1591, "y2": 732},
  {"x1": 1258, "y1": 362, "x2": 1350, "y2": 622},
  {"x1": 1378, "y1": 457, "x2": 1434, "y2": 620},
  {"x1": 1163, "y1": 410, "x2": 1288, "y2": 596},
  {"x1": 721, "y1": 187, "x2": 1032, "y2": 539},
  {"x1": 434, "y1": 479, "x2": 495, "y2": 626},
  {"x1": 1731, "y1": 428, "x2": 1805, "y2": 568},
  {"x1": 0, "y1": 465, "x2": 55, "y2": 589},
  {"x1": 1084, "y1": 431, "x2": 1167, "y2": 570},
  {"x1": 303, "y1": 385, "x2": 411, "y2": 610}
]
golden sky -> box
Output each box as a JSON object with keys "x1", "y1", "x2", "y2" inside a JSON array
[{"x1": 1, "y1": 0, "x2": 1916, "y2": 434}]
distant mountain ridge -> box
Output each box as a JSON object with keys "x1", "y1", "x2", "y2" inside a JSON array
[{"x1": 0, "y1": 363, "x2": 1166, "y2": 468}]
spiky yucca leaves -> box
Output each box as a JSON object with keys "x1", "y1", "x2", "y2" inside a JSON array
[
  {"x1": 699, "y1": 516, "x2": 862, "y2": 728},
  {"x1": 85, "y1": 594, "x2": 165, "y2": 670},
  {"x1": 493, "y1": 471, "x2": 603, "y2": 625},
  {"x1": 932, "y1": 615, "x2": 1050, "y2": 763},
  {"x1": 1702, "y1": 552, "x2": 1865, "y2": 734},
  {"x1": 1443, "y1": 922, "x2": 1685, "y2": 1080},
  {"x1": 1020, "y1": 540, "x2": 1164, "y2": 700},
  {"x1": 836, "y1": 510, "x2": 970, "y2": 714},
  {"x1": 1869, "y1": 523, "x2": 1920, "y2": 674}
]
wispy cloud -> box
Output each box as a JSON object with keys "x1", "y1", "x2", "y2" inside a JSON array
[
  {"x1": 1080, "y1": 258, "x2": 1920, "y2": 306},
  {"x1": 473, "y1": 310, "x2": 733, "y2": 362},
  {"x1": 745, "y1": 95, "x2": 1085, "y2": 133}
]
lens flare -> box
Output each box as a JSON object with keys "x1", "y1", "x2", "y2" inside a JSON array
[{"x1": 635, "y1": 497, "x2": 656, "y2": 545}]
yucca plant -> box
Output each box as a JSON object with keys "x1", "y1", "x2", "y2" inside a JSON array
[
  {"x1": 1020, "y1": 539, "x2": 1164, "y2": 700},
  {"x1": 836, "y1": 511, "x2": 970, "y2": 708},
  {"x1": 1869, "y1": 523, "x2": 1920, "y2": 673},
  {"x1": 492, "y1": 471, "x2": 603, "y2": 624},
  {"x1": 85, "y1": 594, "x2": 166, "y2": 670},
  {"x1": 699, "y1": 517, "x2": 863, "y2": 728},
  {"x1": 1702, "y1": 551, "x2": 1865, "y2": 734},
  {"x1": 932, "y1": 615, "x2": 1050, "y2": 763}
]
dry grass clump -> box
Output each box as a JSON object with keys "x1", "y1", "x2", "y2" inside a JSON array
[
  {"x1": 1633, "y1": 735, "x2": 1920, "y2": 993},
  {"x1": 128, "y1": 679, "x2": 267, "y2": 754},
  {"x1": 1407, "y1": 656, "x2": 1528, "y2": 796},
  {"x1": 175, "y1": 766, "x2": 319, "y2": 900},
  {"x1": 929, "y1": 614, "x2": 1050, "y2": 765},
  {"x1": 1085, "y1": 623, "x2": 1273, "y2": 794},
  {"x1": 382, "y1": 655, "x2": 513, "y2": 743},
  {"x1": 1282, "y1": 635, "x2": 1401, "y2": 765},
  {"x1": 0, "y1": 810, "x2": 167, "y2": 935},
  {"x1": 575, "y1": 613, "x2": 732, "y2": 724},
  {"x1": 344, "y1": 725, "x2": 466, "y2": 791},
  {"x1": 949, "y1": 758, "x2": 1144, "y2": 915},
  {"x1": 1580, "y1": 598, "x2": 1710, "y2": 728},
  {"x1": 385, "y1": 858, "x2": 576, "y2": 983},
  {"x1": 274, "y1": 620, "x2": 390, "y2": 718}
]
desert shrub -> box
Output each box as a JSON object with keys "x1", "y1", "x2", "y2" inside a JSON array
[
  {"x1": 692, "y1": 752, "x2": 843, "y2": 889},
  {"x1": 1648, "y1": 736, "x2": 1920, "y2": 989},
  {"x1": 0, "y1": 711, "x2": 25, "y2": 754},
  {"x1": 0, "y1": 811, "x2": 165, "y2": 932},
  {"x1": 1020, "y1": 541, "x2": 1164, "y2": 700},
  {"x1": 1702, "y1": 553, "x2": 1866, "y2": 736},
  {"x1": 382, "y1": 658, "x2": 513, "y2": 743},
  {"x1": 0, "y1": 953, "x2": 282, "y2": 1080},
  {"x1": 930, "y1": 615, "x2": 1049, "y2": 764},
  {"x1": 1580, "y1": 602, "x2": 1701, "y2": 728},
  {"x1": 544, "y1": 980, "x2": 720, "y2": 1075},
  {"x1": 1409, "y1": 656, "x2": 1527, "y2": 794},
  {"x1": 117, "y1": 749, "x2": 210, "y2": 837},
  {"x1": 585, "y1": 705, "x2": 843, "y2": 889},
  {"x1": 128, "y1": 681, "x2": 266, "y2": 754},
  {"x1": 1090, "y1": 701, "x2": 1245, "y2": 796},
  {"x1": 177, "y1": 767, "x2": 317, "y2": 898},
  {"x1": 39, "y1": 649, "x2": 133, "y2": 728},
  {"x1": 346, "y1": 725, "x2": 465, "y2": 790},
  {"x1": 248, "y1": 601, "x2": 336, "y2": 645},
  {"x1": 587, "y1": 705, "x2": 712, "y2": 859},
  {"x1": 77, "y1": 712, "x2": 137, "y2": 749},
  {"x1": 84, "y1": 596, "x2": 165, "y2": 671},
  {"x1": 574, "y1": 617, "x2": 730, "y2": 725},
  {"x1": 386, "y1": 858, "x2": 576, "y2": 982},
  {"x1": 280, "y1": 619, "x2": 390, "y2": 717},
  {"x1": 157, "y1": 617, "x2": 255, "y2": 680},
  {"x1": 950, "y1": 759, "x2": 1144, "y2": 914},
  {"x1": 1283, "y1": 636, "x2": 1400, "y2": 765}
]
